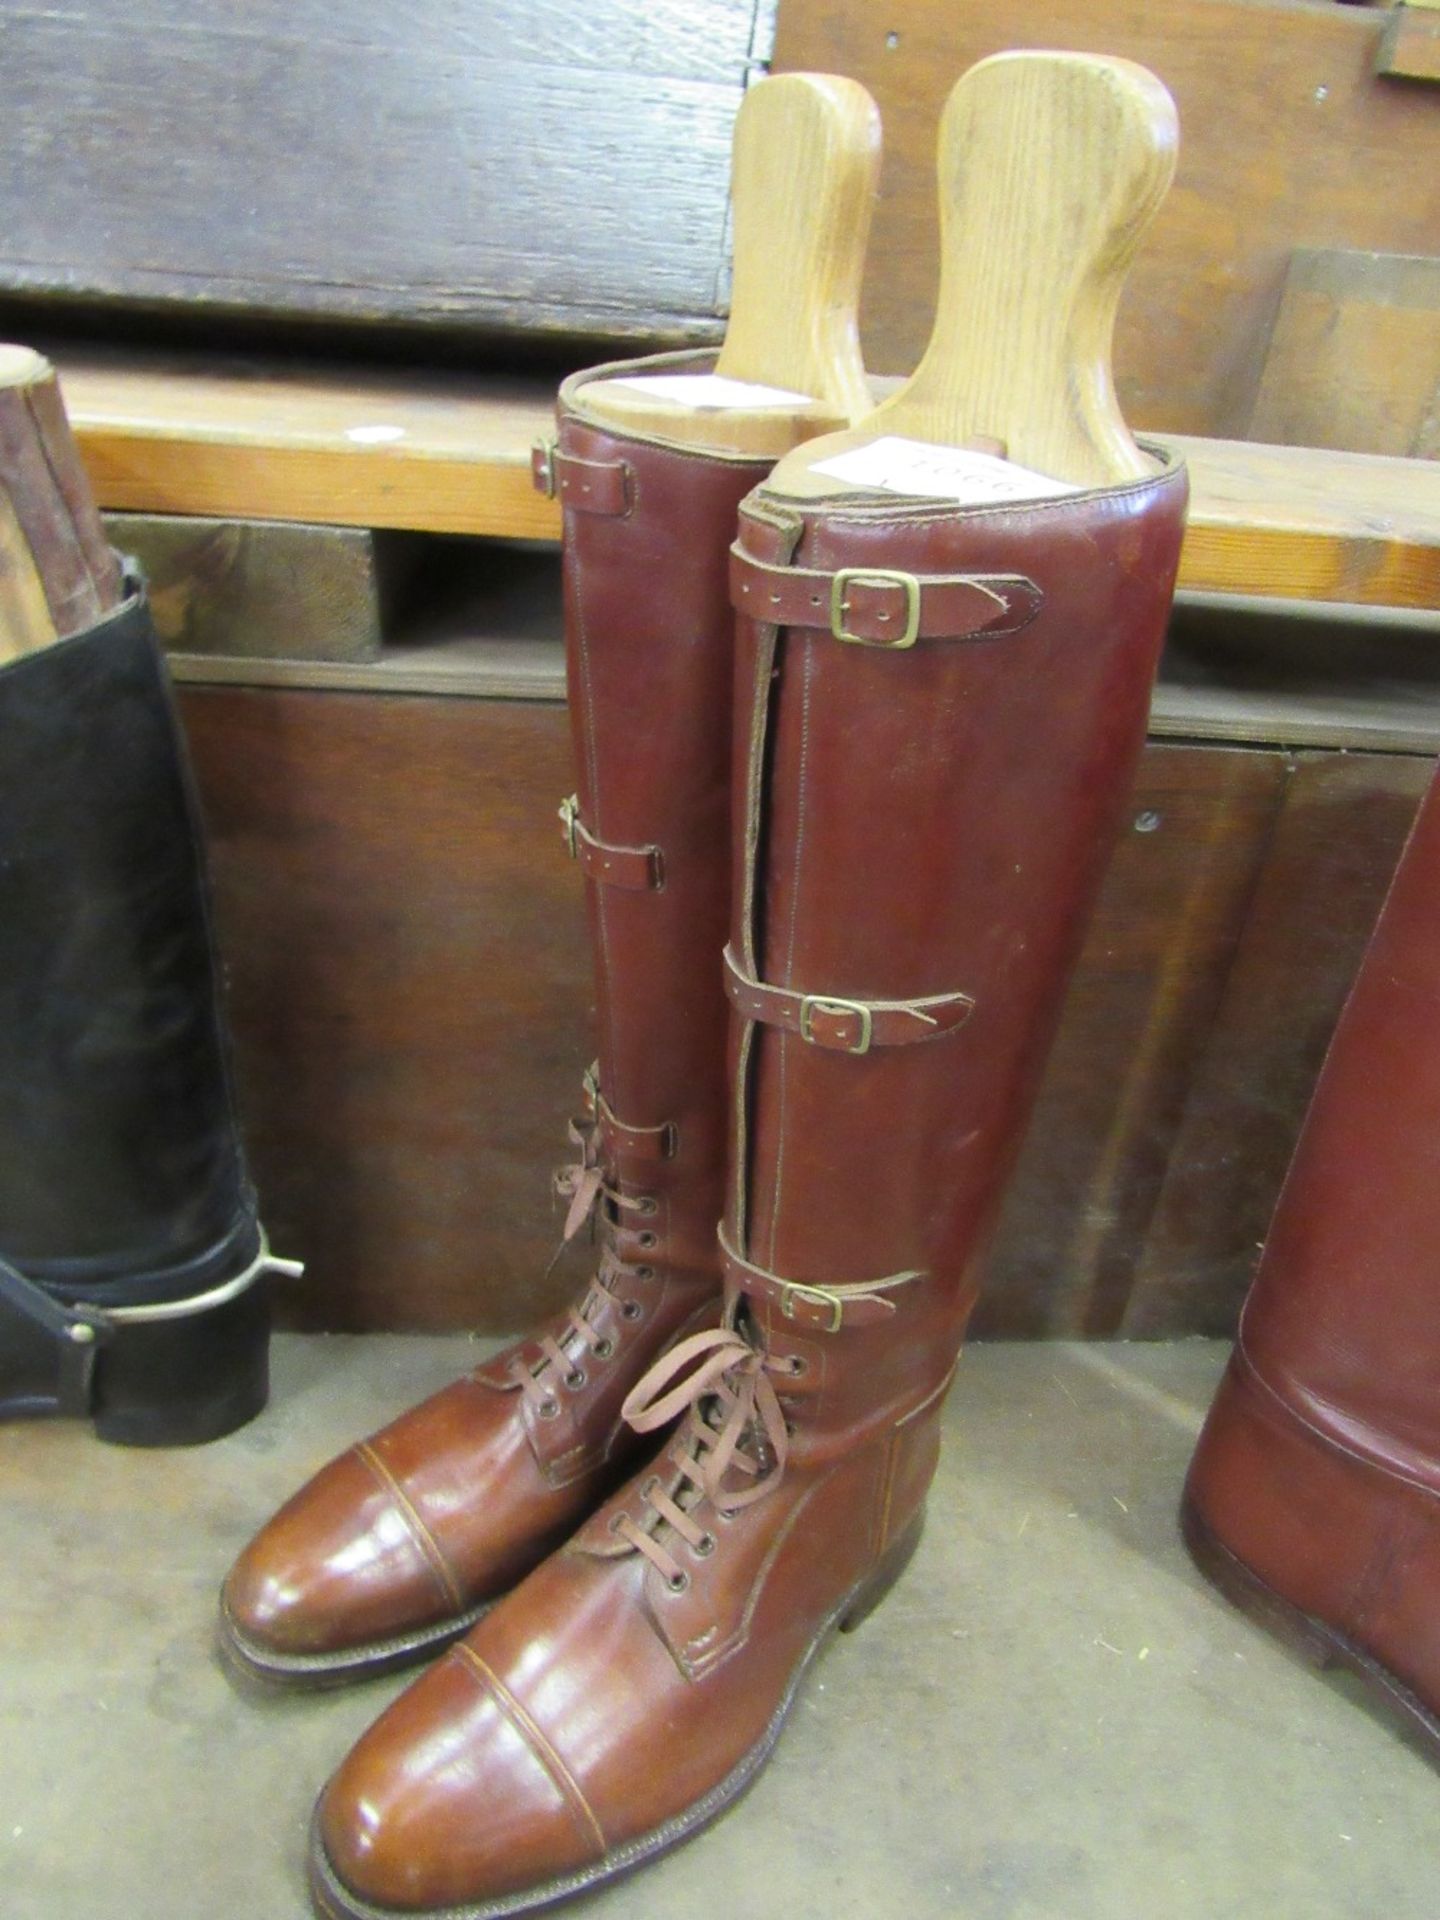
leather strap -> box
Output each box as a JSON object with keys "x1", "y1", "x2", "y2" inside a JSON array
[
  {"x1": 579, "y1": 1064, "x2": 677, "y2": 1164},
  {"x1": 723, "y1": 947, "x2": 973, "y2": 1055},
  {"x1": 719, "y1": 1228, "x2": 923, "y2": 1334},
  {"x1": 729, "y1": 546, "x2": 1042, "y2": 647},
  {"x1": 532, "y1": 440, "x2": 631, "y2": 518},
  {"x1": 0, "y1": 1252, "x2": 109, "y2": 1414},
  {"x1": 597, "y1": 1096, "x2": 676, "y2": 1164},
  {"x1": 559, "y1": 796, "x2": 663, "y2": 891}
]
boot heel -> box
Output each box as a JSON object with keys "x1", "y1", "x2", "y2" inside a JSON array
[
  {"x1": 839, "y1": 1511, "x2": 925, "y2": 1633},
  {"x1": 1181, "y1": 1495, "x2": 1338, "y2": 1671},
  {"x1": 92, "y1": 1284, "x2": 270, "y2": 1447}
]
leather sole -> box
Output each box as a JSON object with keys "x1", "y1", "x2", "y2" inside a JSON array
[
  {"x1": 306, "y1": 1510, "x2": 926, "y2": 1919},
  {"x1": 1181, "y1": 1495, "x2": 1440, "y2": 1763},
  {"x1": 217, "y1": 1596, "x2": 490, "y2": 1693}
]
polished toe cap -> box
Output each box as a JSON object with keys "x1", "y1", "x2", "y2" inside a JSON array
[
  {"x1": 222, "y1": 1448, "x2": 459, "y2": 1664},
  {"x1": 317, "y1": 1643, "x2": 607, "y2": 1912}
]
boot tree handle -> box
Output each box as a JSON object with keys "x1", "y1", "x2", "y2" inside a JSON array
[
  {"x1": 0, "y1": 343, "x2": 122, "y2": 661},
  {"x1": 578, "y1": 73, "x2": 880, "y2": 456},
  {"x1": 872, "y1": 52, "x2": 1177, "y2": 485}
]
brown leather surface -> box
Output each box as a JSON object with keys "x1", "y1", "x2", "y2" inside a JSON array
[
  {"x1": 314, "y1": 454, "x2": 1188, "y2": 1907},
  {"x1": 722, "y1": 943, "x2": 974, "y2": 1050},
  {"x1": 222, "y1": 352, "x2": 767, "y2": 1670},
  {"x1": 728, "y1": 544, "x2": 1043, "y2": 642},
  {"x1": 1187, "y1": 759, "x2": 1440, "y2": 1710}
]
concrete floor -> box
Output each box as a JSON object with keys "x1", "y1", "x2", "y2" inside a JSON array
[{"x1": 3, "y1": 1336, "x2": 1438, "y2": 1920}]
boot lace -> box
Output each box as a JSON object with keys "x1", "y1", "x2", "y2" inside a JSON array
[
  {"x1": 613, "y1": 1327, "x2": 797, "y2": 1589},
  {"x1": 507, "y1": 1111, "x2": 654, "y2": 1414}
]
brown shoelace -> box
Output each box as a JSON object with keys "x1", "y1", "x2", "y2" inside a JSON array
[
  {"x1": 614, "y1": 1328, "x2": 796, "y2": 1589},
  {"x1": 507, "y1": 1114, "x2": 654, "y2": 1413}
]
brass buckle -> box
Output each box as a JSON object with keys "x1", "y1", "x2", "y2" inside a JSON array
[
  {"x1": 798, "y1": 994, "x2": 873, "y2": 1056},
  {"x1": 558, "y1": 793, "x2": 580, "y2": 858},
  {"x1": 532, "y1": 438, "x2": 557, "y2": 498},
  {"x1": 779, "y1": 1280, "x2": 845, "y2": 1335},
  {"x1": 829, "y1": 568, "x2": 921, "y2": 649}
]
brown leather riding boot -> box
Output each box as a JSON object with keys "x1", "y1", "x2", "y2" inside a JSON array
[
  {"x1": 1184, "y1": 762, "x2": 1440, "y2": 1755},
  {"x1": 307, "y1": 448, "x2": 1187, "y2": 1910},
  {"x1": 218, "y1": 354, "x2": 781, "y2": 1685}
]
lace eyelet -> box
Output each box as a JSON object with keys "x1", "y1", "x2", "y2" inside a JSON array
[
  {"x1": 637, "y1": 1231, "x2": 657, "y2": 1250},
  {"x1": 593, "y1": 1338, "x2": 616, "y2": 1360},
  {"x1": 694, "y1": 1533, "x2": 716, "y2": 1558},
  {"x1": 622, "y1": 1299, "x2": 644, "y2": 1321},
  {"x1": 565, "y1": 1368, "x2": 587, "y2": 1391},
  {"x1": 666, "y1": 1570, "x2": 691, "y2": 1595},
  {"x1": 537, "y1": 1398, "x2": 560, "y2": 1420},
  {"x1": 642, "y1": 1475, "x2": 660, "y2": 1497},
  {"x1": 635, "y1": 1265, "x2": 655, "y2": 1281},
  {"x1": 787, "y1": 1355, "x2": 809, "y2": 1376},
  {"x1": 637, "y1": 1196, "x2": 659, "y2": 1216}
]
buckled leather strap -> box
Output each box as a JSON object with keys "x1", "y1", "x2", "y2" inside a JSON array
[
  {"x1": 559, "y1": 796, "x2": 663, "y2": 891},
  {"x1": 729, "y1": 546, "x2": 1042, "y2": 647},
  {"x1": 719, "y1": 1228, "x2": 923, "y2": 1333},
  {"x1": 0, "y1": 1252, "x2": 110, "y2": 1414},
  {"x1": 723, "y1": 947, "x2": 973, "y2": 1055},
  {"x1": 532, "y1": 440, "x2": 631, "y2": 517}
]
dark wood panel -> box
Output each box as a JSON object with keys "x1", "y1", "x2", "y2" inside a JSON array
[
  {"x1": 975, "y1": 746, "x2": 1289, "y2": 1340},
  {"x1": 0, "y1": 2, "x2": 771, "y2": 337},
  {"x1": 104, "y1": 512, "x2": 400, "y2": 662},
  {"x1": 1248, "y1": 248, "x2": 1440, "y2": 458},
  {"x1": 1125, "y1": 750, "x2": 1433, "y2": 1338},
  {"x1": 181, "y1": 686, "x2": 594, "y2": 1335},
  {"x1": 180, "y1": 682, "x2": 1399, "y2": 1340},
  {"x1": 774, "y1": 0, "x2": 1440, "y2": 437}
]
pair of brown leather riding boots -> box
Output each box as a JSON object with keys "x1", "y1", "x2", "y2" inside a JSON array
[
  {"x1": 218, "y1": 345, "x2": 1190, "y2": 1919},
  {"x1": 219, "y1": 353, "x2": 1440, "y2": 1918}
]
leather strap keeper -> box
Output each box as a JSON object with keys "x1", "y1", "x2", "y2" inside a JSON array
[
  {"x1": 719, "y1": 1229, "x2": 922, "y2": 1334},
  {"x1": 560, "y1": 796, "x2": 663, "y2": 891},
  {"x1": 532, "y1": 440, "x2": 631, "y2": 517},
  {"x1": 729, "y1": 547, "x2": 1042, "y2": 648},
  {"x1": 597, "y1": 1096, "x2": 677, "y2": 1164},
  {"x1": 723, "y1": 947, "x2": 973, "y2": 1055}
]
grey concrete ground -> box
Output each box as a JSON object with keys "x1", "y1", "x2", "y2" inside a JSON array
[{"x1": 3, "y1": 1336, "x2": 1438, "y2": 1920}]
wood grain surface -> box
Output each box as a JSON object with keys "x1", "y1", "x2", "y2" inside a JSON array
[
  {"x1": 1124, "y1": 751, "x2": 1432, "y2": 1338},
  {"x1": 51, "y1": 349, "x2": 1440, "y2": 609},
  {"x1": 773, "y1": 0, "x2": 1440, "y2": 438},
  {"x1": 0, "y1": 1, "x2": 773, "y2": 339},
  {"x1": 177, "y1": 683, "x2": 1428, "y2": 1339},
  {"x1": 103, "y1": 512, "x2": 401, "y2": 661},
  {"x1": 580, "y1": 72, "x2": 880, "y2": 453},
  {"x1": 859, "y1": 52, "x2": 1177, "y2": 487},
  {"x1": 1249, "y1": 249, "x2": 1440, "y2": 459}
]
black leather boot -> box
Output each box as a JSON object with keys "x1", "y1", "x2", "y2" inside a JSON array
[{"x1": 0, "y1": 582, "x2": 294, "y2": 1445}]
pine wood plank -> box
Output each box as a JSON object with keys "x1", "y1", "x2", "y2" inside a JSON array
[
  {"x1": 61, "y1": 353, "x2": 559, "y2": 540},
  {"x1": 49, "y1": 351, "x2": 1440, "y2": 609}
]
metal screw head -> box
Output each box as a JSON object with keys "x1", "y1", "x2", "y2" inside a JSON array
[{"x1": 68, "y1": 1323, "x2": 96, "y2": 1345}]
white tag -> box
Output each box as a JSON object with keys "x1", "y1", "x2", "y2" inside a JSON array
[
  {"x1": 809, "y1": 436, "x2": 1080, "y2": 504},
  {"x1": 606, "y1": 372, "x2": 815, "y2": 410}
]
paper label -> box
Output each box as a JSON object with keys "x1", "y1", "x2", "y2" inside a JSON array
[
  {"x1": 606, "y1": 372, "x2": 815, "y2": 410},
  {"x1": 809, "y1": 436, "x2": 1080, "y2": 504}
]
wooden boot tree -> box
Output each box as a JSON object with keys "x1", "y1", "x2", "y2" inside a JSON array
[
  {"x1": 0, "y1": 344, "x2": 121, "y2": 661},
  {"x1": 578, "y1": 71, "x2": 880, "y2": 456},
  {"x1": 771, "y1": 51, "x2": 1178, "y2": 498}
]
